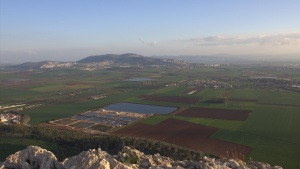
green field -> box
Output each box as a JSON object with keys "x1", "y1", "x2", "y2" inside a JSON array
[
  {"x1": 211, "y1": 105, "x2": 300, "y2": 169},
  {"x1": 150, "y1": 86, "x2": 189, "y2": 96},
  {"x1": 24, "y1": 89, "x2": 151, "y2": 124},
  {"x1": 139, "y1": 115, "x2": 172, "y2": 125},
  {"x1": 31, "y1": 84, "x2": 95, "y2": 92},
  {"x1": 137, "y1": 104, "x2": 300, "y2": 168}
]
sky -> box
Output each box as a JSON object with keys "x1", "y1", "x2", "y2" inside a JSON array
[{"x1": 0, "y1": 0, "x2": 300, "y2": 63}]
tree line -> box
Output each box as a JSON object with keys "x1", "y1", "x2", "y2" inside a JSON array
[{"x1": 0, "y1": 124, "x2": 205, "y2": 161}]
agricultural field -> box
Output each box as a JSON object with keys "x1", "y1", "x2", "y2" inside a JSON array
[
  {"x1": 112, "y1": 118, "x2": 251, "y2": 158},
  {"x1": 139, "y1": 95, "x2": 199, "y2": 104},
  {"x1": 177, "y1": 107, "x2": 251, "y2": 121},
  {"x1": 31, "y1": 84, "x2": 95, "y2": 92},
  {"x1": 1, "y1": 64, "x2": 300, "y2": 168}
]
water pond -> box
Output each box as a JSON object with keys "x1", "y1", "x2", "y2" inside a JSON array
[{"x1": 103, "y1": 103, "x2": 177, "y2": 115}]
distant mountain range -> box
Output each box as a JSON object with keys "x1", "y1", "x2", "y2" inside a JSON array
[
  {"x1": 10, "y1": 53, "x2": 189, "y2": 69},
  {"x1": 11, "y1": 53, "x2": 296, "y2": 70},
  {"x1": 77, "y1": 53, "x2": 176, "y2": 65},
  {"x1": 2, "y1": 53, "x2": 299, "y2": 68},
  {"x1": 12, "y1": 61, "x2": 51, "y2": 69}
]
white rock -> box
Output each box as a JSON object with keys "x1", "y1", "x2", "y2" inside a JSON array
[
  {"x1": 200, "y1": 162, "x2": 214, "y2": 169},
  {"x1": 1, "y1": 146, "x2": 62, "y2": 169},
  {"x1": 228, "y1": 159, "x2": 240, "y2": 168},
  {"x1": 0, "y1": 145, "x2": 283, "y2": 169},
  {"x1": 251, "y1": 161, "x2": 272, "y2": 169},
  {"x1": 113, "y1": 163, "x2": 134, "y2": 169},
  {"x1": 0, "y1": 163, "x2": 6, "y2": 169},
  {"x1": 62, "y1": 148, "x2": 128, "y2": 169}
]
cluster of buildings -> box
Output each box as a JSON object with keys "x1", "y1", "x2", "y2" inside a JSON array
[
  {"x1": 204, "y1": 64, "x2": 221, "y2": 67},
  {"x1": 166, "y1": 79, "x2": 233, "y2": 89},
  {"x1": 40, "y1": 62, "x2": 76, "y2": 69},
  {"x1": 37, "y1": 58, "x2": 207, "y2": 71},
  {"x1": 236, "y1": 77, "x2": 299, "y2": 89},
  {"x1": 81, "y1": 61, "x2": 113, "y2": 71},
  {"x1": 88, "y1": 95, "x2": 106, "y2": 100},
  {"x1": 0, "y1": 113, "x2": 21, "y2": 125},
  {"x1": 283, "y1": 63, "x2": 299, "y2": 67}
]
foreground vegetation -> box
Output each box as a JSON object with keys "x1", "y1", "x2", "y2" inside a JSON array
[{"x1": 0, "y1": 124, "x2": 204, "y2": 161}]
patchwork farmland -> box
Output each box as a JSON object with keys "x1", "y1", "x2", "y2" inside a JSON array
[
  {"x1": 1, "y1": 63, "x2": 300, "y2": 168},
  {"x1": 112, "y1": 118, "x2": 251, "y2": 158}
]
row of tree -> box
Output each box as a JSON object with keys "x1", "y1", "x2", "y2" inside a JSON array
[{"x1": 0, "y1": 124, "x2": 206, "y2": 161}]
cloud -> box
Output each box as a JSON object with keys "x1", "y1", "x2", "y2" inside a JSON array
[
  {"x1": 138, "y1": 37, "x2": 157, "y2": 47},
  {"x1": 179, "y1": 32, "x2": 300, "y2": 46}
]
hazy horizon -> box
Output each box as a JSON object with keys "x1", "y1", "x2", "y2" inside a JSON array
[
  {"x1": 1, "y1": 53, "x2": 300, "y2": 65},
  {"x1": 1, "y1": 1, "x2": 300, "y2": 64}
]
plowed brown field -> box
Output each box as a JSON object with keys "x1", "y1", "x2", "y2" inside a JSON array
[
  {"x1": 139, "y1": 95, "x2": 199, "y2": 104},
  {"x1": 112, "y1": 118, "x2": 251, "y2": 157},
  {"x1": 177, "y1": 107, "x2": 251, "y2": 121}
]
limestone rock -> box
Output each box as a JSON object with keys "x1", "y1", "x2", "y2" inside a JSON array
[
  {"x1": 250, "y1": 161, "x2": 278, "y2": 169},
  {"x1": 0, "y1": 145, "x2": 283, "y2": 169},
  {"x1": 0, "y1": 163, "x2": 5, "y2": 169},
  {"x1": 228, "y1": 159, "x2": 240, "y2": 168},
  {"x1": 62, "y1": 147, "x2": 131, "y2": 169},
  {"x1": 0, "y1": 145, "x2": 62, "y2": 169}
]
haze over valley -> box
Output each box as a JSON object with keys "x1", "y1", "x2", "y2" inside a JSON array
[{"x1": 1, "y1": 1, "x2": 300, "y2": 169}]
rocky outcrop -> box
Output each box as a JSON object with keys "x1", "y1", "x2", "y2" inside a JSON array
[
  {"x1": 0, "y1": 146, "x2": 63, "y2": 169},
  {"x1": 62, "y1": 148, "x2": 132, "y2": 169},
  {"x1": 0, "y1": 146, "x2": 283, "y2": 169}
]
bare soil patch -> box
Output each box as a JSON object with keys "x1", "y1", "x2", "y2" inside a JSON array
[
  {"x1": 177, "y1": 107, "x2": 251, "y2": 121},
  {"x1": 112, "y1": 118, "x2": 251, "y2": 157},
  {"x1": 139, "y1": 95, "x2": 199, "y2": 104}
]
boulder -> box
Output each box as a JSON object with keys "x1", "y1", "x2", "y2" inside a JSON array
[
  {"x1": 251, "y1": 161, "x2": 272, "y2": 169},
  {"x1": 0, "y1": 146, "x2": 62, "y2": 169},
  {"x1": 62, "y1": 147, "x2": 131, "y2": 169}
]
